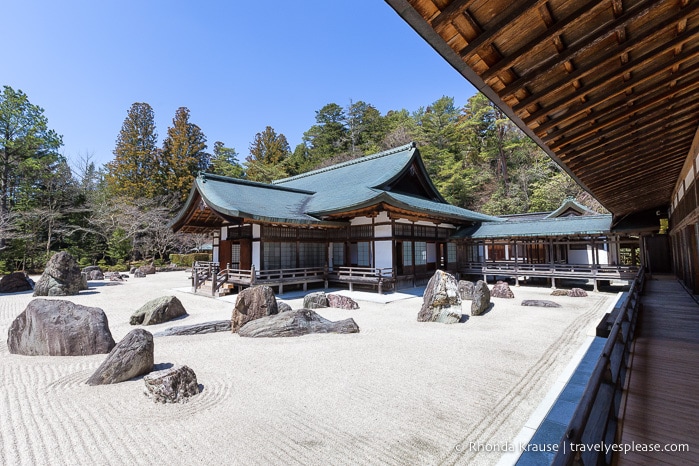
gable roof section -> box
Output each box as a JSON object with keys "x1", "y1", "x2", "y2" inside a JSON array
[
  {"x1": 453, "y1": 215, "x2": 613, "y2": 240},
  {"x1": 274, "y1": 142, "x2": 499, "y2": 222},
  {"x1": 545, "y1": 198, "x2": 600, "y2": 218}
]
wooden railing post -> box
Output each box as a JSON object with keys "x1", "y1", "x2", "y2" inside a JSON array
[{"x1": 250, "y1": 264, "x2": 256, "y2": 285}]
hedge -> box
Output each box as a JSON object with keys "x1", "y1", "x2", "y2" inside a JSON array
[{"x1": 170, "y1": 253, "x2": 212, "y2": 267}]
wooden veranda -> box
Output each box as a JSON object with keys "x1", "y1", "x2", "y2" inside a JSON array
[{"x1": 615, "y1": 276, "x2": 699, "y2": 464}]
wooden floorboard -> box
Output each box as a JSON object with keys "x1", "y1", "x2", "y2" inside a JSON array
[{"x1": 616, "y1": 275, "x2": 699, "y2": 465}]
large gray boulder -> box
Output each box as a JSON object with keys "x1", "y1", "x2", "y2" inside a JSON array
[
  {"x1": 303, "y1": 291, "x2": 329, "y2": 309},
  {"x1": 417, "y1": 270, "x2": 463, "y2": 324},
  {"x1": 130, "y1": 296, "x2": 187, "y2": 326},
  {"x1": 491, "y1": 281, "x2": 515, "y2": 299},
  {"x1": 33, "y1": 251, "x2": 83, "y2": 296},
  {"x1": 144, "y1": 365, "x2": 200, "y2": 403},
  {"x1": 327, "y1": 293, "x2": 359, "y2": 310},
  {"x1": 7, "y1": 299, "x2": 115, "y2": 356},
  {"x1": 238, "y1": 309, "x2": 359, "y2": 338},
  {"x1": 0, "y1": 272, "x2": 34, "y2": 293},
  {"x1": 471, "y1": 280, "x2": 491, "y2": 316},
  {"x1": 457, "y1": 280, "x2": 475, "y2": 300},
  {"x1": 231, "y1": 285, "x2": 278, "y2": 333},
  {"x1": 86, "y1": 329, "x2": 154, "y2": 385}
]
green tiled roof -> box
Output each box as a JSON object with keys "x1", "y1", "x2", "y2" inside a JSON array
[
  {"x1": 274, "y1": 143, "x2": 500, "y2": 223},
  {"x1": 453, "y1": 214, "x2": 613, "y2": 239},
  {"x1": 174, "y1": 143, "x2": 500, "y2": 227},
  {"x1": 192, "y1": 174, "x2": 340, "y2": 226}
]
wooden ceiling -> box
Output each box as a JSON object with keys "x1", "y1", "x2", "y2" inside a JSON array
[{"x1": 386, "y1": 0, "x2": 699, "y2": 219}]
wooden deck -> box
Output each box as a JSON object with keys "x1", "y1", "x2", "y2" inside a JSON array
[{"x1": 616, "y1": 275, "x2": 699, "y2": 465}]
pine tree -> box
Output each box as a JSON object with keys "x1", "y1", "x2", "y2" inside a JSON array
[
  {"x1": 245, "y1": 126, "x2": 291, "y2": 182},
  {"x1": 209, "y1": 141, "x2": 243, "y2": 178},
  {"x1": 161, "y1": 107, "x2": 208, "y2": 202},
  {"x1": 105, "y1": 102, "x2": 160, "y2": 198}
]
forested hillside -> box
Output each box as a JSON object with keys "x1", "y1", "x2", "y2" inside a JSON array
[{"x1": 0, "y1": 85, "x2": 603, "y2": 272}]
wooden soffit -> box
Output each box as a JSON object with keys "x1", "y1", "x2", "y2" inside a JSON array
[{"x1": 386, "y1": 0, "x2": 699, "y2": 218}]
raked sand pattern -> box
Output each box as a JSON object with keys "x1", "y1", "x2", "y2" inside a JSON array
[{"x1": 0, "y1": 273, "x2": 614, "y2": 465}]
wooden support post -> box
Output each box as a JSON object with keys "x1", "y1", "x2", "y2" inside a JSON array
[
  {"x1": 551, "y1": 276, "x2": 556, "y2": 289},
  {"x1": 594, "y1": 279, "x2": 598, "y2": 292},
  {"x1": 349, "y1": 282, "x2": 353, "y2": 292},
  {"x1": 303, "y1": 282, "x2": 307, "y2": 291},
  {"x1": 279, "y1": 284, "x2": 283, "y2": 295}
]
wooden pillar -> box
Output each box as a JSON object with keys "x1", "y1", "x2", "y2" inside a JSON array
[
  {"x1": 549, "y1": 238, "x2": 555, "y2": 288},
  {"x1": 514, "y1": 239, "x2": 519, "y2": 286}
]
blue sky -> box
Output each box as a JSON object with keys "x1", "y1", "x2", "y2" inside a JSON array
[{"x1": 3, "y1": 1, "x2": 476, "y2": 168}]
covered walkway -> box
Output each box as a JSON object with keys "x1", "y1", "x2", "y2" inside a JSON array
[{"x1": 616, "y1": 275, "x2": 699, "y2": 464}]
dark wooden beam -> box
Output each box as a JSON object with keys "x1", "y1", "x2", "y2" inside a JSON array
[
  {"x1": 499, "y1": 0, "x2": 665, "y2": 100},
  {"x1": 533, "y1": 58, "x2": 699, "y2": 137},
  {"x1": 432, "y1": 0, "x2": 479, "y2": 31},
  {"x1": 458, "y1": 0, "x2": 547, "y2": 59},
  {"x1": 510, "y1": 5, "x2": 699, "y2": 109},
  {"x1": 481, "y1": 0, "x2": 603, "y2": 81},
  {"x1": 523, "y1": 29, "x2": 699, "y2": 128}
]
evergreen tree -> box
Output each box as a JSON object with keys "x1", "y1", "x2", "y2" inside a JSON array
[
  {"x1": 161, "y1": 107, "x2": 209, "y2": 203},
  {"x1": 300, "y1": 103, "x2": 349, "y2": 169},
  {"x1": 245, "y1": 126, "x2": 291, "y2": 182},
  {"x1": 105, "y1": 102, "x2": 160, "y2": 198},
  {"x1": 209, "y1": 141, "x2": 243, "y2": 178},
  {"x1": 0, "y1": 86, "x2": 63, "y2": 249}
]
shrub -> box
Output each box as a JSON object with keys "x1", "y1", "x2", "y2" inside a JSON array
[{"x1": 170, "y1": 253, "x2": 212, "y2": 267}]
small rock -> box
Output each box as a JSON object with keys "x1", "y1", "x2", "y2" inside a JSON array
[
  {"x1": 303, "y1": 291, "x2": 329, "y2": 309},
  {"x1": 109, "y1": 272, "x2": 124, "y2": 282},
  {"x1": 134, "y1": 270, "x2": 146, "y2": 278},
  {"x1": 276, "y1": 301, "x2": 293, "y2": 313},
  {"x1": 86, "y1": 329, "x2": 154, "y2": 385},
  {"x1": 139, "y1": 264, "x2": 156, "y2": 275},
  {"x1": 551, "y1": 289, "x2": 568, "y2": 296},
  {"x1": 231, "y1": 285, "x2": 278, "y2": 333},
  {"x1": 144, "y1": 365, "x2": 200, "y2": 403},
  {"x1": 130, "y1": 296, "x2": 187, "y2": 326},
  {"x1": 522, "y1": 300, "x2": 562, "y2": 308},
  {"x1": 327, "y1": 294, "x2": 359, "y2": 310},
  {"x1": 568, "y1": 288, "x2": 588, "y2": 297},
  {"x1": 82, "y1": 266, "x2": 105, "y2": 281},
  {"x1": 491, "y1": 281, "x2": 514, "y2": 299},
  {"x1": 471, "y1": 280, "x2": 491, "y2": 316},
  {"x1": 457, "y1": 280, "x2": 475, "y2": 300}
]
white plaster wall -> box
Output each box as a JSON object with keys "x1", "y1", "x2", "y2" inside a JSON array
[
  {"x1": 568, "y1": 248, "x2": 590, "y2": 265},
  {"x1": 375, "y1": 224, "x2": 392, "y2": 238},
  {"x1": 220, "y1": 226, "x2": 228, "y2": 240},
  {"x1": 375, "y1": 241, "x2": 393, "y2": 269},
  {"x1": 252, "y1": 242, "x2": 261, "y2": 273},
  {"x1": 395, "y1": 218, "x2": 412, "y2": 225},
  {"x1": 213, "y1": 248, "x2": 219, "y2": 263},
  {"x1": 416, "y1": 220, "x2": 436, "y2": 226},
  {"x1": 376, "y1": 212, "x2": 390, "y2": 222},
  {"x1": 252, "y1": 224, "x2": 261, "y2": 239},
  {"x1": 350, "y1": 216, "x2": 372, "y2": 226}
]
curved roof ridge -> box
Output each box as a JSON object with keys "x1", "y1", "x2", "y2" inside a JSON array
[
  {"x1": 199, "y1": 172, "x2": 316, "y2": 195},
  {"x1": 273, "y1": 142, "x2": 416, "y2": 184}
]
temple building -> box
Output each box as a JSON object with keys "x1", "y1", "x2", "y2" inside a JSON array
[{"x1": 173, "y1": 142, "x2": 646, "y2": 295}]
